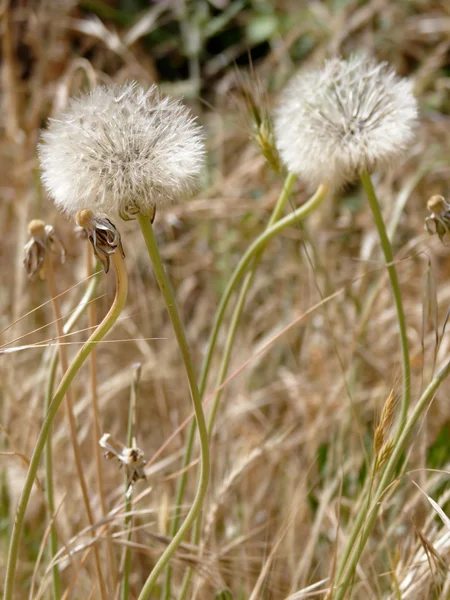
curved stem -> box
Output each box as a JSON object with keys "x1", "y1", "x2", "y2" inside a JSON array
[
  {"x1": 45, "y1": 255, "x2": 107, "y2": 600},
  {"x1": 136, "y1": 215, "x2": 210, "y2": 600},
  {"x1": 334, "y1": 358, "x2": 450, "y2": 599},
  {"x1": 4, "y1": 251, "x2": 128, "y2": 600},
  {"x1": 179, "y1": 182, "x2": 328, "y2": 600},
  {"x1": 164, "y1": 174, "x2": 298, "y2": 598},
  {"x1": 333, "y1": 173, "x2": 412, "y2": 589},
  {"x1": 44, "y1": 269, "x2": 100, "y2": 600}
]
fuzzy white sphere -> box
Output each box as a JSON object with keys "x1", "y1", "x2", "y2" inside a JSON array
[
  {"x1": 274, "y1": 56, "x2": 418, "y2": 189},
  {"x1": 39, "y1": 83, "x2": 205, "y2": 218}
]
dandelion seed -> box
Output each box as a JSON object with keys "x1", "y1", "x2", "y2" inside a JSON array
[
  {"x1": 274, "y1": 56, "x2": 418, "y2": 189},
  {"x1": 39, "y1": 82, "x2": 205, "y2": 219}
]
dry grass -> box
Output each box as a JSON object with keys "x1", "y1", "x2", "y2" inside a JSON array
[{"x1": 1, "y1": 1, "x2": 450, "y2": 598}]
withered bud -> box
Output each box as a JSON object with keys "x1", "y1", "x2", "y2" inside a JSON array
[
  {"x1": 425, "y1": 195, "x2": 450, "y2": 243},
  {"x1": 75, "y1": 209, "x2": 125, "y2": 273},
  {"x1": 99, "y1": 433, "x2": 146, "y2": 496},
  {"x1": 24, "y1": 219, "x2": 66, "y2": 278}
]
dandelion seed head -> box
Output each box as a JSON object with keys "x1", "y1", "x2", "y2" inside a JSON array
[
  {"x1": 274, "y1": 56, "x2": 418, "y2": 189},
  {"x1": 39, "y1": 82, "x2": 205, "y2": 218}
]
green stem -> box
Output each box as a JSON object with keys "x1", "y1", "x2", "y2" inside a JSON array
[
  {"x1": 136, "y1": 215, "x2": 210, "y2": 600},
  {"x1": 333, "y1": 172, "x2": 411, "y2": 591},
  {"x1": 361, "y1": 172, "x2": 411, "y2": 431},
  {"x1": 334, "y1": 358, "x2": 450, "y2": 599},
  {"x1": 44, "y1": 271, "x2": 100, "y2": 600},
  {"x1": 4, "y1": 252, "x2": 128, "y2": 600},
  {"x1": 163, "y1": 172, "x2": 298, "y2": 599},
  {"x1": 179, "y1": 181, "x2": 328, "y2": 600}
]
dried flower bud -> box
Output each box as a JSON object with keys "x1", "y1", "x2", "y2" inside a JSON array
[
  {"x1": 99, "y1": 433, "x2": 146, "y2": 496},
  {"x1": 425, "y1": 195, "x2": 450, "y2": 243},
  {"x1": 24, "y1": 219, "x2": 66, "y2": 278},
  {"x1": 76, "y1": 209, "x2": 125, "y2": 273},
  {"x1": 274, "y1": 56, "x2": 418, "y2": 189},
  {"x1": 39, "y1": 82, "x2": 205, "y2": 220}
]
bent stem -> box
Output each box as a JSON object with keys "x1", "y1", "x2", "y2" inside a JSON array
[
  {"x1": 136, "y1": 215, "x2": 210, "y2": 600},
  {"x1": 85, "y1": 247, "x2": 118, "y2": 590},
  {"x1": 178, "y1": 181, "x2": 328, "y2": 600},
  {"x1": 163, "y1": 172, "x2": 298, "y2": 598},
  {"x1": 333, "y1": 172, "x2": 412, "y2": 589},
  {"x1": 4, "y1": 251, "x2": 128, "y2": 600},
  {"x1": 44, "y1": 270, "x2": 100, "y2": 600},
  {"x1": 334, "y1": 358, "x2": 450, "y2": 600},
  {"x1": 44, "y1": 254, "x2": 107, "y2": 600}
]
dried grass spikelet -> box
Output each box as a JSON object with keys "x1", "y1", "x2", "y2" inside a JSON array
[
  {"x1": 274, "y1": 55, "x2": 418, "y2": 189},
  {"x1": 39, "y1": 82, "x2": 205, "y2": 220}
]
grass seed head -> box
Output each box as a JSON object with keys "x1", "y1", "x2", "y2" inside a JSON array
[
  {"x1": 274, "y1": 55, "x2": 418, "y2": 189},
  {"x1": 39, "y1": 82, "x2": 205, "y2": 220}
]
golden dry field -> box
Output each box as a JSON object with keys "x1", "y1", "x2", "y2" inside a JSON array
[{"x1": 1, "y1": 1, "x2": 450, "y2": 599}]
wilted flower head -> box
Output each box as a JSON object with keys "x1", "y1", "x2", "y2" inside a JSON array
[
  {"x1": 39, "y1": 83, "x2": 205, "y2": 219},
  {"x1": 76, "y1": 209, "x2": 125, "y2": 273},
  {"x1": 425, "y1": 195, "x2": 450, "y2": 243},
  {"x1": 24, "y1": 219, "x2": 65, "y2": 278},
  {"x1": 274, "y1": 56, "x2": 418, "y2": 189}
]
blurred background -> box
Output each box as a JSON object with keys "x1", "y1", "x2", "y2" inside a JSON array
[{"x1": 1, "y1": 1, "x2": 450, "y2": 598}]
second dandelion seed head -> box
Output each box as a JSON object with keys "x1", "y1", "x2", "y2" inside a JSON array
[
  {"x1": 39, "y1": 82, "x2": 205, "y2": 220},
  {"x1": 274, "y1": 55, "x2": 418, "y2": 189}
]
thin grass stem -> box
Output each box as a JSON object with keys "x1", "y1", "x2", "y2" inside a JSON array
[
  {"x1": 136, "y1": 215, "x2": 210, "y2": 600},
  {"x1": 121, "y1": 363, "x2": 141, "y2": 600},
  {"x1": 334, "y1": 357, "x2": 450, "y2": 599},
  {"x1": 4, "y1": 250, "x2": 128, "y2": 600}
]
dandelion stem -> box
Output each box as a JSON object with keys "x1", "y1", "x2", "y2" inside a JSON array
[
  {"x1": 86, "y1": 246, "x2": 118, "y2": 590},
  {"x1": 360, "y1": 171, "x2": 411, "y2": 432},
  {"x1": 332, "y1": 172, "x2": 411, "y2": 591},
  {"x1": 44, "y1": 253, "x2": 107, "y2": 600},
  {"x1": 136, "y1": 215, "x2": 210, "y2": 600},
  {"x1": 176, "y1": 178, "x2": 328, "y2": 600},
  {"x1": 44, "y1": 269, "x2": 101, "y2": 600},
  {"x1": 334, "y1": 358, "x2": 450, "y2": 599},
  {"x1": 4, "y1": 250, "x2": 128, "y2": 600}
]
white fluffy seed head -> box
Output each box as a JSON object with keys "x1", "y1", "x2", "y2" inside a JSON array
[
  {"x1": 274, "y1": 56, "x2": 418, "y2": 189},
  {"x1": 39, "y1": 82, "x2": 205, "y2": 218}
]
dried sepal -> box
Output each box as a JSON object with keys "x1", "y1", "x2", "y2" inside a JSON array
[
  {"x1": 99, "y1": 433, "x2": 146, "y2": 495},
  {"x1": 23, "y1": 219, "x2": 66, "y2": 278},
  {"x1": 425, "y1": 195, "x2": 450, "y2": 244},
  {"x1": 75, "y1": 209, "x2": 125, "y2": 273}
]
